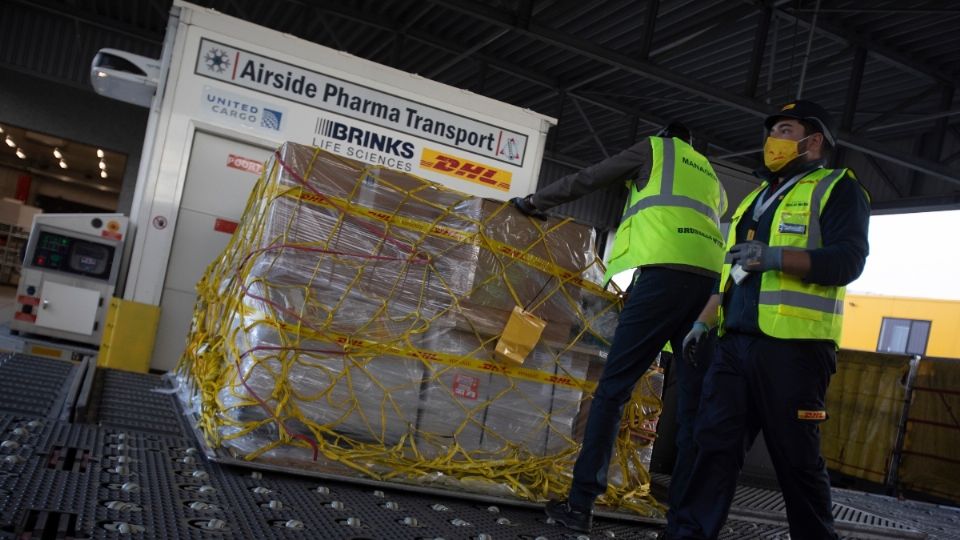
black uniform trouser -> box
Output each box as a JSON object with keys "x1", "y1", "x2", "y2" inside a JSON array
[
  {"x1": 567, "y1": 267, "x2": 714, "y2": 511},
  {"x1": 669, "y1": 332, "x2": 839, "y2": 540}
]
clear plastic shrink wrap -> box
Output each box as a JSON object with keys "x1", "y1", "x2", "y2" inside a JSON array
[{"x1": 177, "y1": 142, "x2": 665, "y2": 515}]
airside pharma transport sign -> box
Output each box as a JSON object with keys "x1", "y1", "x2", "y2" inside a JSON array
[{"x1": 195, "y1": 38, "x2": 529, "y2": 167}]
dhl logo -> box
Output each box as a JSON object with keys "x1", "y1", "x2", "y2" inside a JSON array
[
  {"x1": 479, "y1": 362, "x2": 510, "y2": 374},
  {"x1": 546, "y1": 375, "x2": 574, "y2": 386},
  {"x1": 797, "y1": 410, "x2": 827, "y2": 421},
  {"x1": 334, "y1": 336, "x2": 366, "y2": 348},
  {"x1": 416, "y1": 351, "x2": 441, "y2": 362},
  {"x1": 420, "y1": 148, "x2": 512, "y2": 192}
]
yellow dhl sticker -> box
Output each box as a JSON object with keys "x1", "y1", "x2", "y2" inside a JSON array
[
  {"x1": 797, "y1": 409, "x2": 827, "y2": 421},
  {"x1": 420, "y1": 148, "x2": 512, "y2": 192}
]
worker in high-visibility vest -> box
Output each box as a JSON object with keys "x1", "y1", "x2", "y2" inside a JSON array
[
  {"x1": 666, "y1": 101, "x2": 870, "y2": 540},
  {"x1": 512, "y1": 122, "x2": 726, "y2": 533}
]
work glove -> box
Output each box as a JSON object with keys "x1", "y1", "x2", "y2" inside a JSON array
[
  {"x1": 728, "y1": 240, "x2": 783, "y2": 272},
  {"x1": 682, "y1": 321, "x2": 710, "y2": 366},
  {"x1": 510, "y1": 195, "x2": 548, "y2": 220}
]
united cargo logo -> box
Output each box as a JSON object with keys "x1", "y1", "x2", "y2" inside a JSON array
[
  {"x1": 195, "y1": 38, "x2": 529, "y2": 166},
  {"x1": 313, "y1": 117, "x2": 415, "y2": 172},
  {"x1": 420, "y1": 148, "x2": 512, "y2": 192},
  {"x1": 200, "y1": 86, "x2": 285, "y2": 134},
  {"x1": 261, "y1": 109, "x2": 283, "y2": 130}
]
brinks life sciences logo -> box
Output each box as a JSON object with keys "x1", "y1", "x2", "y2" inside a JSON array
[
  {"x1": 314, "y1": 116, "x2": 415, "y2": 172},
  {"x1": 201, "y1": 86, "x2": 284, "y2": 133}
]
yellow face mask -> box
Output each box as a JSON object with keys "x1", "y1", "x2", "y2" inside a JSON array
[{"x1": 763, "y1": 135, "x2": 809, "y2": 172}]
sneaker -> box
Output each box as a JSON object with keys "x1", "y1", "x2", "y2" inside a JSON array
[{"x1": 545, "y1": 500, "x2": 593, "y2": 533}]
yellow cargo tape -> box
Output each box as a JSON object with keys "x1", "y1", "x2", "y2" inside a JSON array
[
  {"x1": 275, "y1": 185, "x2": 618, "y2": 301},
  {"x1": 235, "y1": 206, "x2": 619, "y2": 349},
  {"x1": 239, "y1": 306, "x2": 598, "y2": 392}
]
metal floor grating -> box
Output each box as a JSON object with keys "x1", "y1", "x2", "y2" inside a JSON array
[
  {"x1": 832, "y1": 489, "x2": 960, "y2": 540},
  {"x1": 0, "y1": 414, "x2": 675, "y2": 539},
  {"x1": 80, "y1": 369, "x2": 188, "y2": 437},
  {"x1": 0, "y1": 353, "x2": 77, "y2": 418},
  {"x1": 1, "y1": 354, "x2": 955, "y2": 539},
  {"x1": 650, "y1": 473, "x2": 933, "y2": 539}
]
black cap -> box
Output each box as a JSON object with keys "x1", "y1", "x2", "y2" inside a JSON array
[
  {"x1": 764, "y1": 100, "x2": 836, "y2": 146},
  {"x1": 655, "y1": 122, "x2": 692, "y2": 144}
]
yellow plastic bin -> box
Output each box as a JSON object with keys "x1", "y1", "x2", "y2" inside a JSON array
[{"x1": 98, "y1": 298, "x2": 160, "y2": 373}]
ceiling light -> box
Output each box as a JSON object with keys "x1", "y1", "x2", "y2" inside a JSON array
[
  {"x1": 53, "y1": 148, "x2": 63, "y2": 159},
  {"x1": 16, "y1": 148, "x2": 26, "y2": 159},
  {"x1": 4, "y1": 136, "x2": 14, "y2": 147},
  {"x1": 97, "y1": 148, "x2": 104, "y2": 158},
  {"x1": 99, "y1": 160, "x2": 106, "y2": 170},
  {"x1": 100, "y1": 170, "x2": 108, "y2": 179},
  {"x1": 0, "y1": 126, "x2": 4, "y2": 134},
  {"x1": 59, "y1": 159, "x2": 67, "y2": 169}
]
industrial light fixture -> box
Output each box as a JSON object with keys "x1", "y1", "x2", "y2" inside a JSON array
[
  {"x1": 100, "y1": 170, "x2": 108, "y2": 179},
  {"x1": 96, "y1": 148, "x2": 104, "y2": 158},
  {"x1": 99, "y1": 160, "x2": 106, "y2": 170},
  {"x1": 4, "y1": 136, "x2": 14, "y2": 147},
  {"x1": 53, "y1": 148, "x2": 63, "y2": 159},
  {"x1": 59, "y1": 159, "x2": 68, "y2": 169},
  {"x1": 16, "y1": 148, "x2": 26, "y2": 159},
  {"x1": 0, "y1": 126, "x2": 4, "y2": 133}
]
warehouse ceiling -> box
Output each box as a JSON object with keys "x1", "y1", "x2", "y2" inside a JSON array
[{"x1": 3, "y1": 0, "x2": 960, "y2": 229}]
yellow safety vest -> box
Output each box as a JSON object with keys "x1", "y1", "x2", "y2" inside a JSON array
[
  {"x1": 604, "y1": 137, "x2": 726, "y2": 283},
  {"x1": 718, "y1": 167, "x2": 854, "y2": 344}
]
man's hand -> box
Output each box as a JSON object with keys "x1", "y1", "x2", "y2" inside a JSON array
[
  {"x1": 682, "y1": 321, "x2": 710, "y2": 366},
  {"x1": 510, "y1": 195, "x2": 548, "y2": 220},
  {"x1": 728, "y1": 240, "x2": 783, "y2": 272}
]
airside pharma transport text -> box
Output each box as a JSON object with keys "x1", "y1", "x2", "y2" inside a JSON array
[{"x1": 238, "y1": 62, "x2": 499, "y2": 151}]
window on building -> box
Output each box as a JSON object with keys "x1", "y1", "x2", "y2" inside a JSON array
[{"x1": 877, "y1": 318, "x2": 931, "y2": 356}]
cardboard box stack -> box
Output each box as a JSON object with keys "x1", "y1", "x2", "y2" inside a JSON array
[{"x1": 179, "y1": 142, "x2": 661, "y2": 510}]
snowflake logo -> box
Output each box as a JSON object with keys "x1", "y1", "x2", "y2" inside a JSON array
[{"x1": 204, "y1": 48, "x2": 231, "y2": 73}]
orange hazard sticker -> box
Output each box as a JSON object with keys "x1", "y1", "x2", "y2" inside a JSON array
[
  {"x1": 797, "y1": 409, "x2": 827, "y2": 421},
  {"x1": 214, "y1": 218, "x2": 238, "y2": 234},
  {"x1": 420, "y1": 148, "x2": 512, "y2": 192}
]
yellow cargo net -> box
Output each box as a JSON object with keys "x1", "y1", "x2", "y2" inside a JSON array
[{"x1": 178, "y1": 143, "x2": 665, "y2": 516}]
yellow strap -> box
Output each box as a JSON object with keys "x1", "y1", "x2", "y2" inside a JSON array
[{"x1": 239, "y1": 306, "x2": 598, "y2": 392}]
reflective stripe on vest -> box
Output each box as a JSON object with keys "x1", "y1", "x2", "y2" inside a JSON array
[
  {"x1": 621, "y1": 138, "x2": 721, "y2": 226},
  {"x1": 757, "y1": 290, "x2": 844, "y2": 316}
]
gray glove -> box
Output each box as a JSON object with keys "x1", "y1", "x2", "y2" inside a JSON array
[
  {"x1": 682, "y1": 321, "x2": 710, "y2": 366},
  {"x1": 510, "y1": 195, "x2": 548, "y2": 220},
  {"x1": 728, "y1": 240, "x2": 783, "y2": 272}
]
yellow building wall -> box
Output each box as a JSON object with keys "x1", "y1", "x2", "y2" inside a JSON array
[{"x1": 841, "y1": 294, "x2": 960, "y2": 359}]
